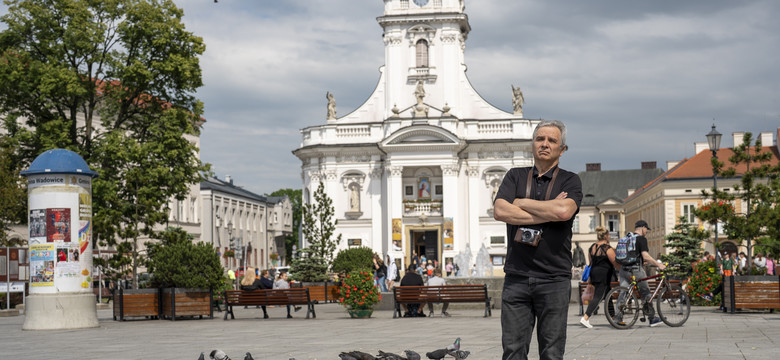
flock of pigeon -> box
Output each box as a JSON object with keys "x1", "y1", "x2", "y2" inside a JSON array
[{"x1": 198, "y1": 338, "x2": 470, "y2": 360}]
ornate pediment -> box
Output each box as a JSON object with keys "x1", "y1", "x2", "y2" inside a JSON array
[{"x1": 383, "y1": 125, "x2": 460, "y2": 147}]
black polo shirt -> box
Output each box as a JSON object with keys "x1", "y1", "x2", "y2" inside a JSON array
[{"x1": 495, "y1": 166, "x2": 583, "y2": 279}]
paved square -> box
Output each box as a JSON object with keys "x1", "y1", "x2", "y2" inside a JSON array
[{"x1": 0, "y1": 304, "x2": 777, "y2": 359}]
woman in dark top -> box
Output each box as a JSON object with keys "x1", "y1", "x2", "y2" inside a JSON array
[
  {"x1": 580, "y1": 226, "x2": 620, "y2": 328},
  {"x1": 239, "y1": 267, "x2": 269, "y2": 319}
]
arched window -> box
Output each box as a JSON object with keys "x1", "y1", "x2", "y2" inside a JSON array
[{"x1": 416, "y1": 39, "x2": 429, "y2": 68}]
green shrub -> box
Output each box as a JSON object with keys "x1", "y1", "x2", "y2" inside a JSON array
[
  {"x1": 331, "y1": 247, "x2": 374, "y2": 275},
  {"x1": 146, "y1": 227, "x2": 226, "y2": 289}
]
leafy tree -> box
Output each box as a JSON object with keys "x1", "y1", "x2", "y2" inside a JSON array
[
  {"x1": 267, "y1": 188, "x2": 302, "y2": 263},
  {"x1": 0, "y1": 135, "x2": 26, "y2": 245},
  {"x1": 0, "y1": 0, "x2": 209, "y2": 287},
  {"x1": 331, "y1": 246, "x2": 374, "y2": 275},
  {"x1": 300, "y1": 181, "x2": 341, "y2": 266},
  {"x1": 660, "y1": 216, "x2": 707, "y2": 279},
  {"x1": 146, "y1": 227, "x2": 225, "y2": 289},
  {"x1": 696, "y1": 132, "x2": 780, "y2": 270}
]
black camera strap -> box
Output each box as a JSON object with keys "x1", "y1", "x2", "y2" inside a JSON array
[{"x1": 525, "y1": 166, "x2": 560, "y2": 200}]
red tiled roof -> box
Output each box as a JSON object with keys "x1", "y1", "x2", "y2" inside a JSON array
[
  {"x1": 625, "y1": 146, "x2": 780, "y2": 201},
  {"x1": 667, "y1": 146, "x2": 779, "y2": 179}
]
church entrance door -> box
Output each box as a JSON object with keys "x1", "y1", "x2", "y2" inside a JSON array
[{"x1": 409, "y1": 229, "x2": 439, "y2": 267}]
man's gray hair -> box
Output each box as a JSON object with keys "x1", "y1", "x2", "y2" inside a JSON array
[{"x1": 532, "y1": 120, "x2": 568, "y2": 150}]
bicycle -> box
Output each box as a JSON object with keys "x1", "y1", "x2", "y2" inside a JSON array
[{"x1": 604, "y1": 266, "x2": 690, "y2": 329}]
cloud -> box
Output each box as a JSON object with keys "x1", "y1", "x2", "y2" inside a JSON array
[{"x1": 5, "y1": 1, "x2": 776, "y2": 194}]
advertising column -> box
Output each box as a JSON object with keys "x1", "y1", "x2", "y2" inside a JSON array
[{"x1": 21, "y1": 149, "x2": 99, "y2": 330}]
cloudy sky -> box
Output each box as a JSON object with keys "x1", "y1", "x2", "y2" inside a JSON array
[{"x1": 5, "y1": 1, "x2": 779, "y2": 195}]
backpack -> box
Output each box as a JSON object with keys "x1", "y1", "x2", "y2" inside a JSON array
[{"x1": 615, "y1": 233, "x2": 639, "y2": 266}]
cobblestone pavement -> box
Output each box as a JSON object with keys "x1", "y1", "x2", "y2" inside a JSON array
[{"x1": 0, "y1": 303, "x2": 777, "y2": 359}]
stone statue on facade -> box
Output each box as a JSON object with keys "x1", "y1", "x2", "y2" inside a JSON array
[
  {"x1": 414, "y1": 80, "x2": 426, "y2": 106},
  {"x1": 511, "y1": 85, "x2": 524, "y2": 115},
  {"x1": 349, "y1": 183, "x2": 360, "y2": 211},
  {"x1": 326, "y1": 91, "x2": 337, "y2": 120},
  {"x1": 414, "y1": 80, "x2": 428, "y2": 117}
]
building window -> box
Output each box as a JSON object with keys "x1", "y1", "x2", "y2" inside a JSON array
[
  {"x1": 348, "y1": 238, "x2": 362, "y2": 247},
  {"x1": 491, "y1": 255, "x2": 504, "y2": 266},
  {"x1": 490, "y1": 236, "x2": 505, "y2": 246},
  {"x1": 405, "y1": 186, "x2": 414, "y2": 196},
  {"x1": 589, "y1": 216, "x2": 596, "y2": 232},
  {"x1": 608, "y1": 214, "x2": 620, "y2": 234},
  {"x1": 435, "y1": 185, "x2": 443, "y2": 195},
  {"x1": 682, "y1": 203, "x2": 697, "y2": 224},
  {"x1": 400, "y1": 0, "x2": 409, "y2": 8},
  {"x1": 572, "y1": 215, "x2": 580, "y2": 233},
  {"x1": 416, "y1": 39, "x2": 429, "y2": 68}
]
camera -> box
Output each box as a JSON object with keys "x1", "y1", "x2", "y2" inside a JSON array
[{"x1": 514, "y1": 227, "x2": 543, "y2": 247}]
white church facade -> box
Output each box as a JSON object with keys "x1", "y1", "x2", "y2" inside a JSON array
[{"x1": 294, "y1": 0, "x2": 542, "y2": 273}]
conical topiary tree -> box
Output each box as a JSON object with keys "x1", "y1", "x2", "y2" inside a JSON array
[
  {"x1": 660, "y1": 216, "x2": 707, "y2": 279},
  {"x1": 292, "y1": 181, "x2": 342, "y2": 281}
]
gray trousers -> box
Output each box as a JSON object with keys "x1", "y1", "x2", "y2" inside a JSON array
[{"x1": 617, "y1": 266, "x2": 655, "y2": 319}]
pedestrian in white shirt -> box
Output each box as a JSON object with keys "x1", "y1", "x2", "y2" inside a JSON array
[{"x1": 426, "y1": 268, "x2": 450, "y2": 317}]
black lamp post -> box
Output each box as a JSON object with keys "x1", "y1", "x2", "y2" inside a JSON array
[{"x1": 706, "y1": 124, "x2": 722, "y2": 252}]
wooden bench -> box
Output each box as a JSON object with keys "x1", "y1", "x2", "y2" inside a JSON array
[
  {"x1": 723, "y1": 276, "x2": 780, "y2": 313},
  {"x1": 392, "y1": 284, "x2": 491, "y2": 318},
  {"x1": 301, "y1": 283, "x2": 341, "y2": 303},
  {"x1": 577, "y1": 280, "x2": 682, "y2": 316},
  {"x1": 223, "y1": 288, "x2": 315, "y2": 320},
  {"x1": 113, "y1": 288, "x2": 159, "y2": 321},
  {"x1": 93, "y1": 286, "x2": 113, "y2": 303}
]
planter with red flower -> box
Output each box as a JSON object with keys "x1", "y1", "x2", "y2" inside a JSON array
[{"x1": 338, "y1": 270, "x2": 381, "y2": 318}]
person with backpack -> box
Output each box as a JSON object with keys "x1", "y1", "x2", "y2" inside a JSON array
[
  {"x1": 579, "y1": 226, "x2": 620, "y2": 328},
  {"x1": 615, "y1": 220, "x2": 666, "y2": 327}
]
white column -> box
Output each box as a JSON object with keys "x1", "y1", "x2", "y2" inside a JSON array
[
  {"x1": 441, "y1": 163, "x2": 460, "y2": 249},
  {"x1": 386, "y1": 165, "x2": 404, "y2": 252},
  {"x1": 370, "y1": 165, "x2": 385, "y2": 253},
  {"x1": 466, "y1": 165, "x2": 481, "y2": 249}
]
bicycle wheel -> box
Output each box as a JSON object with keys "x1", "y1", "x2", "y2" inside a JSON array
[
  {"x1": 656, "y1": 284, "x2": 690, "y2": 327},
  {"x1": 605, "y1": 286, "x2": 640, "y2": 329}
]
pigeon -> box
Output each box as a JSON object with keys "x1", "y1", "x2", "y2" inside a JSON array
[
  {"x1": 339, "y1": 353, "x2": 359, "y2": 360},
  {"x1": 244, "y1": 352, "x2": 255, "y2": 360},
  {"x1": 198, "y1": 353, "x2": 205, "y2": 360},
  {"x1": 446, "y1": 338, "x2": 461, "y2": 351},
  {"x1": 377, "y1": 350, "x2": 406, "y2": 360},
  {"x1": 404, "y1": 350, "x2": 421, "y2": 360},
  {"x1": 209, "y1": 350, "x2": 231, "y2": 360},
  {"x1": 425, "y1": 349, "x2": 448, "y2": 360},
  {"x1": 452, "y1": 350, "x2": 470, "y2": 360},
  {"x1": 348, "y1": 351, "x2": 377, "y2": 360}
]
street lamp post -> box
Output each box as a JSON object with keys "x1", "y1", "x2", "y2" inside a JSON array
[{"x1": 706, "y1": 124, "x2": 722, "y2": 253}]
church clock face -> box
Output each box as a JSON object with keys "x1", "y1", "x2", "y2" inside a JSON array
[{"x1": 414, "y1": 0, "x2": 429, "y2": 6}]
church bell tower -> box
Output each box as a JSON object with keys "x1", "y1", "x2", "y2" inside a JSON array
[{"x1": 379, "y1": 0, "x2": 470, "y2": 118}]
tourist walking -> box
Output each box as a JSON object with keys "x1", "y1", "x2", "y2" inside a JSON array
[
  {"x1": 579, "y1": 226, "x2": 619, "y2": 328},
  {"x1": 373, "y1": 254, "x2": 388, "y2": 292}
]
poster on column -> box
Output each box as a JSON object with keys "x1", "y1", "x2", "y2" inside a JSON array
[
  {"x1": 443, "y1": 217, "x2": 454, "y2": 250},
  {"x1": 392, "y1": 218, "x2": 402, "y2": 251},
  {"x1": 29, "y1": 209, "x2": 47, "y2": 245},
  {"x1": 46, "y1": 208, "x2": 71, "y2": 242},
  {"x1": 30, "y1": 244, "x2": 55, "y2": 287}
]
